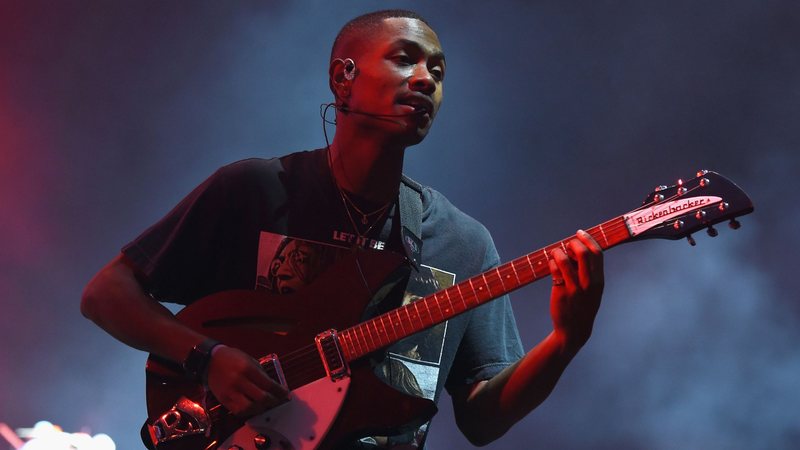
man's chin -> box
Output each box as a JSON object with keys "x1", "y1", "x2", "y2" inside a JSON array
[
  {"x1": 397, "y1": 129, "x2": 429, "y2": 147},
  {"x1": 399, "y1": 121, "x2": 433, "y2": 146}
]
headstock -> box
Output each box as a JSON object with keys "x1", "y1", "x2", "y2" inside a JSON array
[{"x1": 625, "y1": 170, "x2": 754, "y2": 245}]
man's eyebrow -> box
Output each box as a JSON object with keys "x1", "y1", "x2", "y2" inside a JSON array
[{"x1": 392, "y1": 38, "x2": 446, "y2": 62}]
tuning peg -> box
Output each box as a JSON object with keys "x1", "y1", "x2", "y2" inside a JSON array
[
  {"x1": 729, "y1": 219, "x2": 741, "y2": 230},
  {"x1": 654, "y1": 185, "x2": 668, "y2": 192},
  {"x1": 676, "y1": 179, "x2": 687, "y2": 195},
  {"x1": 696, "y1": 169, "x2": 709, "y2": 177},
  {"x1": 686, "y1": 234, "x2": 697, "y2": 246},
  {"x1": 707, "y1": 225, "x2": 718, "y2": 237}
]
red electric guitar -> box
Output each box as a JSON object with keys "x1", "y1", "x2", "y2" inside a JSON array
[{"x1": 142, "y1": 170, "x2": 753, "y2": 450}]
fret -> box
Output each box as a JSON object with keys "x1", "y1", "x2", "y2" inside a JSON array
[
  {"x1": 376, "y1": 322, "x2": 385, "y2": 345},
  {"x1": 431, "y1": 295, "x2": 438, "y2": 321},
  {"x1": 389, "y1": 313, "x2": 399, "y2": 341},
  {"x1": 371, "y1": 319, "x2": 382, "y2": 348},
  {"x1": 356, "y1": 326, "x2": 367, "y2": 355},
  {"x1": 380, "y1": 314, "x2": 392, "y2": 342},
  {"x1": 393, "y1": 311, "x2": 406, "y2": 336},
  {"x1": 434, "y1": 291, "x2": 445, "y2": 321},
  {"x1": 466, "y1": 279, "x2": 477, "y2": 309},
  {"x1": 560, "y1": 240, "x2": 568, "y2": 254},
  {"x1": 495, "y1": 266, "x2": 507, "y2": 291},
  {"x1": 345, "y1": 333, "x2": 356, "y2": 360},
  {"x1": 511, "y1": 260, "x2": 523, "y2": 285},
  {"x1": 364, "y1": 325, "x2": 375, "y2": 353},
  {"x1": 339, "y1": 332, "x2": 352, "y2": 360},
  {"x1": 412, "y1": 301, "x2": 422, "y2": 327},
  {"x1": 403, "y1": 306, "x2": 415, "y2": 334},
  {"x1": 597, "y1": 223, "x2": 609, "y2": 247},
  {"x1": 453, "y1": 283, "x2": 465, "y2": 312},
  {"x1": 368, "y1": 325, "x2": 377, "y2": 351},
  {"x1": 481, "y1": 273, "x2": 493, "y2": 298},
  {"x1": 423, "y1": 294, "x2": 434, "y2": 323},
  {"x1": 348, "y1": 327, "x2": 360, "y2": 357},
  {"x1": 526, "y1": 253, "x2": 537, "y2": 278},
  {"x1": 444, "y1": 288, "x2": 462, "y2": 311}
]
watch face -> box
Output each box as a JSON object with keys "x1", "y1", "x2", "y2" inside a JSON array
[{"x1": 183, "y1": 339, "x2": 220, "y2": 380}]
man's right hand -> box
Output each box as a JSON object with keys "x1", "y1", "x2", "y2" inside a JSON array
[{"x1": 206, "y1": 345, "x2": 290, "y2": 417}]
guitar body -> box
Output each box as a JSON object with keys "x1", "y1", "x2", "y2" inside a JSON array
[
  {"x1": 144, "y1": 249, "x2": 437, "y2": 450},
  {"x1": 143, "y1": 171, "x2": 754, "y2": 450}
]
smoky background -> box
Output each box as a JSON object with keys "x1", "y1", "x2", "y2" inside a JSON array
[{"x1": 1, "y1": 1, "x2": 798, "y2": 448}]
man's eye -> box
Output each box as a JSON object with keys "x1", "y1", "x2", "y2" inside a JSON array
[
  {"x1": 431, "y1": 68, "x2": 444, "y2": 81},
  {"x1": 392, "y1": 55, "x2": 412, "y2": 65}
]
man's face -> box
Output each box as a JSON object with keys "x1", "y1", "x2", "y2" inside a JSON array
[{"x1": 343, "y1": 17, "x2": 445, "y2": 144}]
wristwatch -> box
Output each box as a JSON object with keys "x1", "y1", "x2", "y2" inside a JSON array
[{"x1": 182, "y1": 338, "x2": 222, "y2": 383}]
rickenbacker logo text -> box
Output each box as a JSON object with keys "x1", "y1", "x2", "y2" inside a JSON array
[{"x1": 624, "y1": 195, "x2": 722, "y2": 235}]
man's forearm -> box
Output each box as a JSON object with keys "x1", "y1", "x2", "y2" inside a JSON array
[
  {"x1": 455, "y1": 330, "x2": 580, "y2": 446},
  {"x1": 81, "y1": 254, "x2": 205, "y2": 363}
]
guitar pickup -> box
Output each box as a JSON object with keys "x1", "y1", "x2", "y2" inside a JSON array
[
  {"x1": 315, "y1": 329, "x2": 349, "y2": 381},
  {"x1": 258, "y1": 353, "x2": 288, "y2": 390}
]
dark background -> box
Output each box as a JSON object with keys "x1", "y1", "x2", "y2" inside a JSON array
[{"x1": 2, "y1": 1, "x2": 798, "y2": 449}]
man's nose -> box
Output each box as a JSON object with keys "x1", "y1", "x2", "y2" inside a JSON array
[{"x1": 409, "y1": 66, "x2": 436, "y2": 95}]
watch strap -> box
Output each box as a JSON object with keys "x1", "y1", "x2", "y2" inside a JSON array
[{"x1": 181, "y1": 338, "x2": 221, "y2": 382}]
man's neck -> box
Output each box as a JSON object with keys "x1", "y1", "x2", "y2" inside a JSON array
[{"x1": 328, "y1": 128, "x2": 406, "y2": 204}]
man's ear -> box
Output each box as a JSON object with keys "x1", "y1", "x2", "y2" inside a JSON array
[{"x1": 329, "y1": 58, "x2": 351, "y2": 103}]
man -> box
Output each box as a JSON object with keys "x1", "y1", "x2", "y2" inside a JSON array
[{"x1": 81, "y1": 9, "x2": 604, "y2": 449}]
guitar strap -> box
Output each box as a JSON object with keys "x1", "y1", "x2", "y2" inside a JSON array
[{"x1": 399, "y1": 174, "x2": 424, "y2": 270}]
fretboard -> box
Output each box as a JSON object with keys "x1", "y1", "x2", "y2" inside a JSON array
[{"x1": 338, "y1": 215, "x2": 632, "y2": 362}]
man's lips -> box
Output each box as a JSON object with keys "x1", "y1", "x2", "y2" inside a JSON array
[
  {"x1": 397, "y1": 104, "x2": 430, "y2": 115},
  {"x1": 397, "y1": 95, "x2": 434, "y2": 115}
]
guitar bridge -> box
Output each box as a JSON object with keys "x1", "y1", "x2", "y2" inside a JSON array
[{"x1": 315, "y1": 329, "x2": 349, "y2": 380}]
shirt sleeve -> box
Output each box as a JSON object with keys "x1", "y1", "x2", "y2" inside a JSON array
[
  {"x1": 445, "y1": 232, "x2": 525, "y2": 391},
  {"x1": 122, "y1": 166, "x2": 233, "y2": 304}
]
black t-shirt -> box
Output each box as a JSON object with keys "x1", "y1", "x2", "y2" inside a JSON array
[{"x1": 123, "y1": 149, "x2": 524, "y2": 448}]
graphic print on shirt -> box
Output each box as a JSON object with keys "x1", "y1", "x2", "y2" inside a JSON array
[
  {"x1": 375, "y1": 264, "x2": 454, "y2": 401},
  {"x1": 255, "y1": 231, "x2": 454, "y2": 448},
  {"x1": 254, "y1": 231, "x2": 345, "y2": 294}
]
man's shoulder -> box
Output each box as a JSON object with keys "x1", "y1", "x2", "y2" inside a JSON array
[
  {"x1": 218, "y1": 156, "x2": 281, "y2": 176},
  {"x1": 213, "y1": 149, "x2": 324, "y2": 183},
  {"x1": 421, "y1": 185, "x2": 492, "y2": 242}
]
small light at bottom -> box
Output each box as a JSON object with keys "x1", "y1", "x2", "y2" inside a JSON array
[{"x1": 14, "y1": 421, "x2": 116, "y2": 450}]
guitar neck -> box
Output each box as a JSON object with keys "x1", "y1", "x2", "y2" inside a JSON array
[{"x1": 338, "y1": 215, "x2": 631, "y2": 362}]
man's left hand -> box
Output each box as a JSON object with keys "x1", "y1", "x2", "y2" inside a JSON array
[{"x1": 547, "y1": 229, "x2": 604, "y2": 352}]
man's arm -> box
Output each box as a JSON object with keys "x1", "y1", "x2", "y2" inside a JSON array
[
  {"x1": 451, "y1": 230, "x2": 604, "y2": 446},
  {"x1": 81, "y1": 253, "x2": 288, "y2": 416}
]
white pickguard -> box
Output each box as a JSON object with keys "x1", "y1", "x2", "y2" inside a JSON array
[{"x1": 220, "y1": 376, "x2": 350, "y2": 450}]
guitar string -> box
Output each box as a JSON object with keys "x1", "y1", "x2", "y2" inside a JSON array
[
  {"x1": 263, "y1": 183, "x2": 722, "y2": 380},
  {"x1": 340, "y1": 184, "x2": 726, "y2": 357},
  {"x1": 196, "y1": 184, "x2": 731, "y2": 421}
]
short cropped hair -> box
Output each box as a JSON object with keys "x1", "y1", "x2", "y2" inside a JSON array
[{"x1": 330, "y1": 9, "x2": 433, "y2": 61}]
